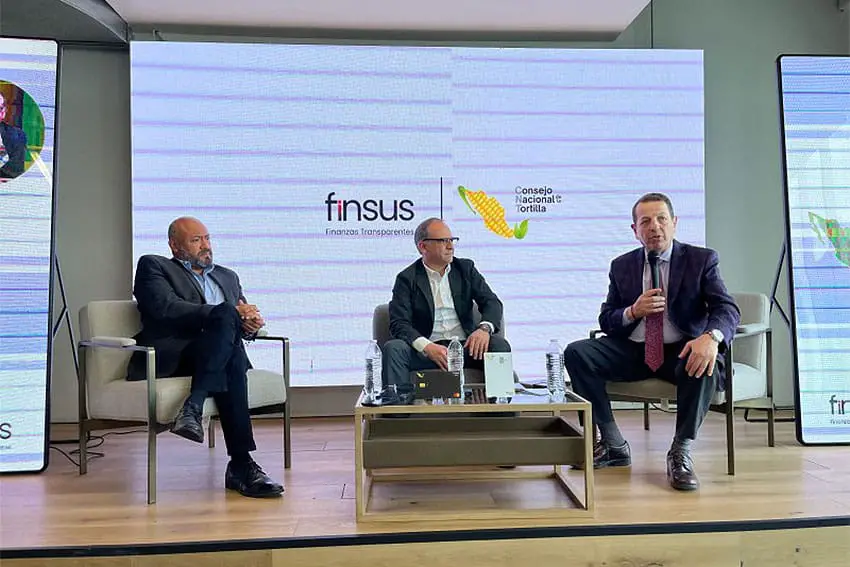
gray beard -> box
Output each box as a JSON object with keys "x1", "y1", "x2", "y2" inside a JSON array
[{"x1": 176, "y1": 250, "x2": 213, "y2": 269}]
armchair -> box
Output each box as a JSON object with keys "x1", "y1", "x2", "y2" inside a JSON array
[
  {"x1": 597, "y1": 292, "x2": 774, "y2": 475},
  {"x1": 77, "y1": 300, "x2": 291, "y2": 504}
]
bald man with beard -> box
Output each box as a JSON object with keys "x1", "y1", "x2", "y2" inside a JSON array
[{"x1": 128, "y1": 217, "x2": 284, "y2": 498}]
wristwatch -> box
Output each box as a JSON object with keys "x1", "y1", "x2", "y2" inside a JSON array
[
  {"x1": 706, "y1": 329, "x2": 724, "y2": 343},
  {"x1": 477, "y1": 323, "x2": 492, "y2": 335}
]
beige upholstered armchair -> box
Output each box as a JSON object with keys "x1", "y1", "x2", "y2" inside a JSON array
[
  {"x1": 598, "y1": 291, "x2": 775, "y2": 476},
  {"x1": 77, "y1": 300, "x2": 291, "y2": 504}
]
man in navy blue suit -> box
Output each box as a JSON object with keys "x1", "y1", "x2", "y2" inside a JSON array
[{"x1": 564, "y1": 193, "x2": 740, "y2": 491}]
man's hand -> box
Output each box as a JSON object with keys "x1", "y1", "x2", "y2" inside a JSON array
[
  {"x1": 464, "y1": 328, "x2": 490, "y2": 360},
  {"x1": 678, "y1": 334, "x2": 719, "y2": 378},
  {"x1": 631, "y1": 288, "x2": 665, "y2": 319},
  {"x1": 423, "y1": 342, "x2": 449, "y2": 370},
  {"x1": 236, "y1": 299, "x2": 260, "y2": 319},
  {"x1": 237, "y1": 299, "x2": 265, "y2": 334},
  {"x1": 241, "y1": 313, "x2": 265, "y2": 334}
]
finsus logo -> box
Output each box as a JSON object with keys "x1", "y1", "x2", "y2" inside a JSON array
[
  {"x1": 325, "y1": 192, "x2": 415, "y2": 222},
  {"x1": 0, "y1": 422, "x2": 11, "y2": 440},
  {"x1": 828, "y1": 394, "x2": 849, "y2": 415}
]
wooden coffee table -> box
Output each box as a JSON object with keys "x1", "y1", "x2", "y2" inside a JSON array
[{"x1": 353, "y1": 390, "x2": 594, "y2": 522}]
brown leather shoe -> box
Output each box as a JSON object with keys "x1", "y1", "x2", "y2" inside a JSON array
[{"x1": 666, "y1": 449, "x2": 699, "y2": 491}]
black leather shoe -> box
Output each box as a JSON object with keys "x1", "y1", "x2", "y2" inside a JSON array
[
  {"x1": 170, "y1": 401, "x2": 203, "y2": 443},
  {"x1": 593, "y1": 440, "x2": 631, "y2": 469},
  {"x1": 666, "y1": 449, "x2": 700, "y2": 491},
  {"x1": 225, "y1": 460, "x2": 284, "y2": 498}
]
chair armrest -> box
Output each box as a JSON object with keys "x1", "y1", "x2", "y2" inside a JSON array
[
  {"x1": 254, "y1": 333, "x2": 290, "y2": 343},
  {"x1": 734, "y1": 324, "x2": 770, "y2": 340},
  {"x1": 80, "y1": 336, "x2": 151, "y2": 352},
  {"x1": 252, "y1": 333, "x2": 291, "y2": 389},
  {"x1": 77, "y1": 338, "x2": 157, "y2": 427}
]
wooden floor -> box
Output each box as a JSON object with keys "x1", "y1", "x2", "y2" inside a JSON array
[{"x1": 1, "y1": 410, "x2": 848, "y2": 552}]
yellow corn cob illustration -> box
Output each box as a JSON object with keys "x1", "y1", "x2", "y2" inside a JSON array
[
  {"x1": 458, "y1": 185, "x2": 529, "y2": 239},
  {"x1": 465, "y1": 189, "x2": 515, "y2": 238}
]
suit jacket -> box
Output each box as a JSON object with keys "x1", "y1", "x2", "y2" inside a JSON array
[
  {"x1": 599, "y1": 240, "x2": 740, "y2": 352},
  {"x1": 0, "y1": 122, "x2": 27, "y2": 179},
  {"x1": 127, "y1": 254, "x2": 251, "y2": 380},
  {"x1": 389, "y1": 257, "x2": 503, "y2": 346}
]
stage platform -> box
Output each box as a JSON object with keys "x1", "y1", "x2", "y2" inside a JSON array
[{"x1": 1, "y1": 411, "x2": 848, "y2": 566}]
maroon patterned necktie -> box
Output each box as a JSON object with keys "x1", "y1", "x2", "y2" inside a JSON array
[
  {"x1": 644, "y1": 254, "x2": 664, "y2": 372},
  {"x1": 645, "y1": 311, "x2": 664, "y2": 372}
]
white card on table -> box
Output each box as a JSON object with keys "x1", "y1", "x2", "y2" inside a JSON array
[{"x1": 484, "y1": 352, "x2": 514, "y2": 398}]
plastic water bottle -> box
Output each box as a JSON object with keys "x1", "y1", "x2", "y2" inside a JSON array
[
  {"x1": 364, "y1": 340, "x2": 382, "y2": 403},
  {"x1": 546, "y1": 339, "x2": 566, "y2": 400},
  {"x1": 447, "y1": 336, "x2": 465, "y2": 402}
]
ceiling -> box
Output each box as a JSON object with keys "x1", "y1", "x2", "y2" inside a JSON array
[
  {"x1": 0, "y1": 0, "x2": 127, "y2": 43},
  {"x1": 0, "y1": 1, "x2": 652, "y2": 44},
  {"x1": 104, "y1": 0, "x2": 652, "y2": 40}
]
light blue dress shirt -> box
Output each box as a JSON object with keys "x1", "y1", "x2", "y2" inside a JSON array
[{"x1": 178, "y1": 260, "x2": 224, "y2": 306}]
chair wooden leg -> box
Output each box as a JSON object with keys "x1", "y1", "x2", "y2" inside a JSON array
[
  {"x1": 725, "y1": 398, "x2": 735, "y2": 476},
  {"x1": 208, "y1": 419, "x2": 216, "y2": 449},
  {"x1": 283, "y1": 401, "x2": 292, "y2": 469},
  {"x1": 766, "y1": 329, "x2": 775, "y2": 448},
  {"x1": 767, "y1": 406, "x2": 776, "y2": 448},
  {"x1": 643, "y1": 402, "x2": 650, "y2": 430},
  {"x1": 283, "y1": 337, "x2": 292, "y2": 469},
  {"x1": 724, "y1": 346, "x2": 735, "y2": 475},
  {"x1": 78, "y1": 421, "x2": 88, "y2": 475},
  {"x1": 77, "y1": 344, "x2": 88, "y2": 475},
  {"x1": 145, "y1": 349, "x2": 157, "y2": 505}
]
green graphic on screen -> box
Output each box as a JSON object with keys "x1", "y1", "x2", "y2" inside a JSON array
[{"x1": 809, "y1": 212, "x2": 850, "y2": 268}]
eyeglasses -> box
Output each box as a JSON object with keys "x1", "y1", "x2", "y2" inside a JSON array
[{"x1": 421, "y1": 237, "x2": 459, "y2": 245}]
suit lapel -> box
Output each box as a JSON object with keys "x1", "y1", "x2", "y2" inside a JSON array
[
  {"x1": 632, "y1": 248, "x2": 645, "y2": 300},
  {"x1": 415, "y1": 262, "x2": 435, "y2": 315},
  {"x1": 448, "y1": 260, "x2": 463, "y2": 307},
  {"x1": 170, "y1": 258, "x2": 205, "y2": 301},
  {"x1": 666, "y1": 240, "x2": 685, "y2": 302}
]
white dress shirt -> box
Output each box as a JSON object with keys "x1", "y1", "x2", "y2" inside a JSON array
[
  {"x1": 412, "y1": 260, "x2": 493, "y2": 352},
  {"x1": 623, "y1": 245, "x2": 684, "y2": 344}
]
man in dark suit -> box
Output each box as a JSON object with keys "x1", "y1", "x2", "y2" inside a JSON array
[
  {"x1": 0, "y1": 93, "x2": 28, "y2": 179},
  {"x1": 129, "y1": 216, "x2": 284, "y2": 498},
  {"x1": 563, "y1": 193, "x2": 740, "y2": 491},
  {"x1": 383, "y1": 217, "x2": 510, "y2": 388}
]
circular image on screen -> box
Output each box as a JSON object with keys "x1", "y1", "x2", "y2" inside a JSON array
[{"x1": 0, "y1": 80, "x2": 46, "y2": 181}]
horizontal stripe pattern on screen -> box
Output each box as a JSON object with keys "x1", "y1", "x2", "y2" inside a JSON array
[
  {"x1": 780, "y1": 55, "x2": 850, "y2": 445},
  {"x1": 131, "y1": 44, "x2": 706, "y2": 387}
]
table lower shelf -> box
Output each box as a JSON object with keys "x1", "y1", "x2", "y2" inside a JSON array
[
  {"x1": 354, "y1": 413, "x2": 595, "y2": 522},
  {"x1": 363, "y1": 415, "x2": 586, "y2": 469},
  {"x1": 357, "y1": 467, "x2": 591, "y2": 522}
]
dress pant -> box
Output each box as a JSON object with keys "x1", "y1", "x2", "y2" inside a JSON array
[
  {"x1": 175, "y1": 303, "x2": 256, "y2": 455},
  {"x1": 382, "y1": 335, "x2": 512, "y2": 387},
  {"x1": 563, "y1": 336, "x2": 721, "y2": 441}
]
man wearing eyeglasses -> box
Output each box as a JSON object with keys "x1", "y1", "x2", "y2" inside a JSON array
[{"x1": 383, "y1": 217, "x2": 510, "y2": 388}]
